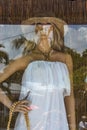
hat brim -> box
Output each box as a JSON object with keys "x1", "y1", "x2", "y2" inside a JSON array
[{"x1": 22, "y1": 17, "x2": 67, "y2": 36}]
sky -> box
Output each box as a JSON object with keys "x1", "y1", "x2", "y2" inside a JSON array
[
  {"x1": 64, "y1": 25, "x2": 87, "y2": 54},
  {"x1": 0, "y1": 24, "x2": 87, "y2": 59}
]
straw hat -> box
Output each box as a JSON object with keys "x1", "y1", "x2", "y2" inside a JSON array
[{"x1": 22, "y1": 17, "x2": 67, "y2": 37}]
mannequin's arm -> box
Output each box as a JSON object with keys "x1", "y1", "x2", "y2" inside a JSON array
[
  {"x1": 0, "y1": 54, "x2": 33, "y2": 110},
  {"x1": 0, "y1": 88, "x2": 12, "y2": 108},
  {"x1": 49, "y1": 51, "x2": 66, "y2": 63},
  {"x1": 0, "y1": 88, "x2": 30, "y2": 112},
  {"x1": 64, "y1": 54, "x2": 76, "y2": 130},
  {"x1": 0, "y1": 54, "x2": 33, "y2": 111}
]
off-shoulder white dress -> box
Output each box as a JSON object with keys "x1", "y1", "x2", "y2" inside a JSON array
[{"x1": 14, "y1": 61, "x2": 70, "y2": 130}]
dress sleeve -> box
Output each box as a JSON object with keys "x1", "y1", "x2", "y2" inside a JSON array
[{"x1": 61, "y1": 63, "x2": 71, "y2": 97}]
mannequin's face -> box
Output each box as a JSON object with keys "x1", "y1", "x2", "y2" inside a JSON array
[
  {"x1": 37, "y1": 33, "x2": 51, "y2": 54},
  {"x1": 36, "y1": 24, "x2": 53, "y2": 53}
]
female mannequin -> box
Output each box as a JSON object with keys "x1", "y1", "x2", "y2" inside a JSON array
[{"x1": 0, "y1": 17, "x2": 76, "y2": 130}]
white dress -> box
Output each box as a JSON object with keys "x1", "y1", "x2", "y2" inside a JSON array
[{"x1": 14, "y1": 61, "x2": 70, "y2": 130}]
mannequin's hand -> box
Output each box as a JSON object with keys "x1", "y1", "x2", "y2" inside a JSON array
[{"x1": 12, "y1": 100, "x2": 32, "y2": 113}]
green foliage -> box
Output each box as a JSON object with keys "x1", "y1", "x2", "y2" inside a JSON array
[
  {"x1": 82, "y1": 49, "x2": 87, "y2": 57},
  {"x1": 66, "y1": 47, "x2": 87, "y2": 93},
  {"x1": 73, "y1": 66, "x2": 86, "y2": 91}
]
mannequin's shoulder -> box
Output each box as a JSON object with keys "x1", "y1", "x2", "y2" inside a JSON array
[
  {"x1": 65, "y1": 53, "x2": 73, "y2": 64},
  {"x1": 49, "y1": 51, "x2": 72, "y2": 63},
  {"x1": 51, "y1": 51, "x2": 72, "y2": 57}
]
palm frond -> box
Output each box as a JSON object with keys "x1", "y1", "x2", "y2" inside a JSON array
[
  {"x1": 23, "y1": 40, "x2": 36, "y2": 55},
  {"x1": 0, "y1": 44, "x2": 5, "y2": 48},
  {"x1": 0, "y1": 50, "x2": 9, "y2": 64},
  {"x1": 12, "y1": 34, "x2": 36, "y2": 55},
  {"x1": 12, "y1": 35, "x2": 26, "y2": 49}
]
